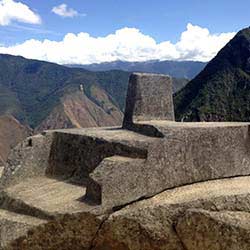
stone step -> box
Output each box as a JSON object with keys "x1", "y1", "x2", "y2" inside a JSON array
[
  {"x1": 0, "y1": 208, "x2": 45, "y2": 248},
  {"x1": 86, "y1": 156, "x2": 146, "y2": 208},
  {"x1": 47, "y1": 128, "x2": 158, "y2": 184},
  {"x1": 0, "y1": 177, "x2": 92, "y2": 220}
]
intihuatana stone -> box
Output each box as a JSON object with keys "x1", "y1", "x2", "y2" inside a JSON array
[
  {"x1": 123, "y1": 73, "x2": 174, "y2": 128},
  {"x1": 1, "y1": 73, "x2": 250, "y2": 249}
]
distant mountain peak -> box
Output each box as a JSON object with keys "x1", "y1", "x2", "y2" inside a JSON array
[{"x1": 67, "y1": 60, "x2": 206, "y2": 79}]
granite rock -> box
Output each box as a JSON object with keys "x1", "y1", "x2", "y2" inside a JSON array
[
  {"x1": 92, "y1": 176, "x2": 250, "y2": 250},
  {"x1": 0, "y1": 133, "x2": 53, "y2": 189},
  {"x1": 0, "y1": 209, "x2": 44, "y2": 249},
  {"x1": 176, "y1": 209, "x2": 250, "y2": 250},
  {"x1": 87, "y1": 156, "x2": 146, "y2": 207},
  {"x1": 1, "y1": 73, "x2": 250, "y2": 249},
  {"x1": 4, "y1": 212, "x2": 104, "y2": 250},
  {"x1": 123, "y1": 73, "x2": 174, "y2": 128}
]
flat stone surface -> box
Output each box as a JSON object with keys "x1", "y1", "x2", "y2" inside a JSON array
[
  {"x1": 149, "y1": 176, "x2": 250, "y2": 205},
  {"x1": 0, "y1": 133, "x2": 53, "y2": 189},
  {"x1": 52, "y1": 127, "x2": 157, "y2": 150},
  {"x1": 0, "y1": 209, "x2": 45, "y2": 225},
  {"x1": 138, "y1": 120, "x2": 250, "y2": 128},
  {"x1": 123, "y1": 73, "x2": 174, "y2": 127},
  {"x1": 109, "y1": 176, "x2": 250, "y2": 213},
  {"x1": 2, "y1": 177, "x2": 93, "y2": 217}
]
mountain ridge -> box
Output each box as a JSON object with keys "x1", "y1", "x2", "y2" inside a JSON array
[
  {"x1": 0, "y1": 54, "x2": 128, "y2": 129},
  {"x1": 174, "y1": 27, "x2": 250, "y2": 121},
  {"x1": 67, "y1": 59, "x2": 206, "y2": 79}
]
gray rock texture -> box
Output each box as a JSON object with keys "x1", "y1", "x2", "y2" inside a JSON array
[
  {"x1": 123, "y1": 73, "x2": 174, "y2": 128},
  {"x1": 1, "y1": 73, "x2": 250, "y2": 249},
  {"x1": 143, "y1": 121, "x2": 250, "y2": 197},
  {"x1": 0, "y1": 209, "x2": 44, "y2": 249},
  {"x1": 87, "y1": 156, "x2": 146, "y2": 207},
  {"x1": 4, "y1": 122, "x2": 250, "y2": 212},
  {"x1": 92, "y1": 176, "x2": 250, "y2": 250},
  {"x1": 3, "y1": 176, "x2": 250, "y2": 250},
  {"x1": 176, "y1": 209, "x2": 250, "y2": 250},
  {"x1": 87, "y1": 121, "x2": 250, "y2": 209},
  {"x1": 47, "y1": 128, "x2": 151, "y2": 185},
  {"x1": 0, "y1": 133, "x2": 53, "y2": 189},
  {"x1": 5, "y1": 212, "x2": 104, "y2": 250}
]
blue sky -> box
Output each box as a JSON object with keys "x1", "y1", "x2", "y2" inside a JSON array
[{"x1": 0, "y1": 0, "x2": 248, "y2": 64}]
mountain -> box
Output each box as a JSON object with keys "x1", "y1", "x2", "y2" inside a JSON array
[
  {"x1": 0, "y1": 54, "x2": 192, "y2": 131},
  {"x1": 0, "y1": 115, "x2": 31, "y2": 166},
  {"x1": 0, "y1": 56, "x2": 126, "y2": 163},
  {"x1": 174, "y1": 27, "x2": 250, "y2": 122},
  {"x1": 67, "y1": 60, "x2": 206, "y2": 79},
  {"x1": 36, "y1": 86, "x2": 122, "y2": 132},
  {"x1": 172, "y1": 77, "x2": 189, "y2": 93},
  {"x1": 0, "y1": 54, "x2": 129, "y2": 129}
]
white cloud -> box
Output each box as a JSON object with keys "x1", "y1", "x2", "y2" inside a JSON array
[
  {"x1": 0, "y1": 0, "x2": 41, "y2": 26},
  {"x1": 52, "y1": 4, "x2": 79, "y2": 18},
  {"x1": 0, "y1": 23, "x2": 236, "y2": 64},
  {"x1": 174, "y1": 24, "x2": 235, "y2": 62}
]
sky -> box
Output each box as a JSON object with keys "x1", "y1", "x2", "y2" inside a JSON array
[{"x1": 0, "y1": 0, "x2": 248, "y2": 64}]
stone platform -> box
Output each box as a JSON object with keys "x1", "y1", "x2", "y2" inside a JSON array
[
  {"x1": 0, "y1": 73, "x2": 250, "y2": 249},
  {"x1": 2, "y1": 120, "x2": 250, "y2": 214}
]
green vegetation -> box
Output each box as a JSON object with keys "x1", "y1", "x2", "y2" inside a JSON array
[
  {"x1": 0, "y1": 54, "x2": 130, "y2": 128},
  {"x1": 174, "y1": 27, "x2": 250, "y2": 122},
  {"x1": 0, "y1": 54, "x2": 189, "y2": 128}
]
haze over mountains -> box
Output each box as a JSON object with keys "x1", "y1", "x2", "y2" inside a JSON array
[{"x1": 68, "y1": 60, "x2": 206, "y2": 79}]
